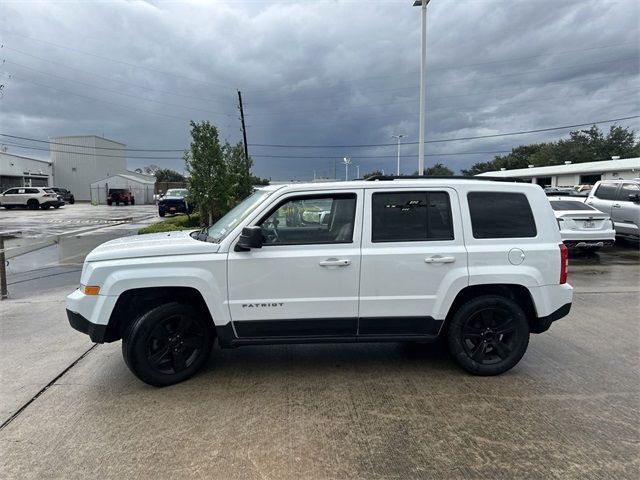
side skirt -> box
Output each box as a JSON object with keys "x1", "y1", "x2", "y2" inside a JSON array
[{"x1": 215, "y1": 317, "x2": 444, "y2": 348}]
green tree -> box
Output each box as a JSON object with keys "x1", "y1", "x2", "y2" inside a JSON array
[
  {"x1": 424, "y1": 163, "x2": 454, "y2": 176},
  {"x1": 462, "y1": 125, "x2": 639, "y2": 175},
  {"x1": 362, "y1": 169, "x2": 384, "y2": 179},
  {"x1": 155, "y1": 168, "x2": 186, "y2": 183},
  {"x1": 224, "y1": 141, "x2": 253, "y2": 204},
  {"x1": 184, "y1": 121, "x2": 229, "y2": 225}
]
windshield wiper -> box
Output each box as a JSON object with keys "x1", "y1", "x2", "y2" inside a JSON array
[{"x1": 191, "y1": 226, "x2": 209, "y2": 242}]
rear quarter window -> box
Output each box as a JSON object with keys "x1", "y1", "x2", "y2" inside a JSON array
[
  {"x1": 594, "y1": 184, "x2": 619, "y2": 200},
  {"x1": 468, "y1": 192, "x2": 537, "y2": 239}
]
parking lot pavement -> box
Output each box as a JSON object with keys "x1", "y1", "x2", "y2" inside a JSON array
[
  {"x1": 0, "y1": 245, "x2": 638, "y2": 479},
  {"x1": 0, "y1": 203, "x2": 157, "y2": 240}
]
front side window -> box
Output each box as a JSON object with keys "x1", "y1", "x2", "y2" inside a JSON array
[
  {"x1": 468, "y1": 192, "x2": 537, "y2": 239},
  {"x1": 595, "y1": 183, "x2": 619, "y2": 200},
  {"x1": 617, "y1": 183, "x2": 640, "y2": 201},
  {"x1": 259, "y1": 193, "x2": 357, "y2": 245},
  {"x1": 371, "y1": 191, "x2": 454, "y2": 242},
  {"x1": 207, "y1": 189, "x2": 271, "y2": 243},
  {"x1": 3, "y1": 188, "x2": 18, "y2": 194}
]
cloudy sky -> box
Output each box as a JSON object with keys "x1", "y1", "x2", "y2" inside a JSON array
[{"x1": 1, "y1": 0, "x2": 639, "y2": 180}]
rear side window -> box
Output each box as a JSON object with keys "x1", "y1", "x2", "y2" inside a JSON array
[
  {"x1": 372, "y1": 191, "x2": 454, "y2": 242},
  {"x1": 468, "y1": 192, "x2": 537, "y2": 239},
  {"x1": 26, "y1": 188, "x2": 39, "y2": 194},
  {"x1": 594, "y1": 184, "x2": 619, "y2": 200},
  {"x1": 616, "y1": 183, "x2": 640, "y2": 201}
]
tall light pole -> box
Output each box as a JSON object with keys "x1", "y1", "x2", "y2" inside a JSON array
[
  {"x1": 356, "y1": 164, "x2": 360, "y2": 179},
  {"x1": 413, "y1": 0, "x2": 430, "y2": 175},
  {"x1": 391, "y1": 134, "x2": 407, "y2": 175},
  {"x1": 343, "y1": 156, "x2": 351, "y2": 181}
]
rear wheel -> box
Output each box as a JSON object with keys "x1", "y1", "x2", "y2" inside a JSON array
[
  {"x1": 107, "y1": 200, "x2": 112, "y2": 206},
  {"x1": 159, "y1": 210, "x2": 166, "y2": 217},
  {"x1": 54, "y1": 205, "x2": 61, "y2": 209},
  {"x1": 69, "y1": 196, "x2": 75, "y2": 204},
  {"x1": 27, "y1": 199, "x2": 39, "y2": 210},
  {"x1": 130, "y1": 198, "x2": 135, "y2": 205},
  {"x1": 447, "y1": 295, "x2": 529, "y2": 376},
  {"x1": 122, "y1": 302, "x2": 214, "y2": 387}
]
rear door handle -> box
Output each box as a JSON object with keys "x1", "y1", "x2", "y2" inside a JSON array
[
  {"x1": 319, "y1": 258, "x2": 351, "y2": 267},
  {"x1": 424, "y1": 256, "x2": 456, "y2": 264}
]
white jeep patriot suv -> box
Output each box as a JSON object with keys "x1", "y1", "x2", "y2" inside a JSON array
[{"x1": 67, "y1": 177, "x2": 573, "y2": 386}]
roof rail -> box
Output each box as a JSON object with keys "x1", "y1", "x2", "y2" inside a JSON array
[{"x1": 364, "y1": 175, "x2": 526, "y2": 183}]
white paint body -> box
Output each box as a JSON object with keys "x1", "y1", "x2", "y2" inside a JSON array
[{"x1": 66, "y1": 179, "x2": 573, "y2": 333}]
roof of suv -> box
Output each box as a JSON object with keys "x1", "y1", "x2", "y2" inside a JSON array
[{"x1": 262, "y1": 178, "x2": 538, "y2": 193}]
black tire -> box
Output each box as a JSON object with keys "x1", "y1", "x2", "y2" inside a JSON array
[
  {"x1": 54, "y1": 205, "x2": 60, "y2": 209},
  {"x1": 122, "y1": 302, "x2": 214, "y2": 387},
  {"x1": 159, "y1": 210, "x2": 166, "y2": 217},
  {"x1": 69, "y1": 196, "x2": 75, "y2": 204},
  {"x1": 27, "y1": 199, "x2": 39, "y2": 210},
  {"x1": 131, "y1": 198, "x2": 135, "y2": 205},
  {"x1": 107, "y1": 200, "x2": 112, "y2": 206},
  {"x1": 447, "y1": 295, "x2": 529, "y2": 376},
  {"x1": 124, "y1": 200, "x2": 129, "y2": 206}
]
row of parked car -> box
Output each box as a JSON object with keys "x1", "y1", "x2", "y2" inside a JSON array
[
  {"x1": 0, "y1": 186, "x2": 75, "y2": 209},
  {"x1": 545, "y1": 179, "x2": 640, "y2": 250}
]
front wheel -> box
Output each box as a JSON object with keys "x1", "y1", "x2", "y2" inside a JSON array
[
  {"x1": 447, "y1": 295, "x2": 529, "y2": 376},
  {"x1": 122, "y1": 302, "x2": 215, "y2": 387},
  {"x1": 69, "y1": 196, "x2": 75, "y2": 204}
]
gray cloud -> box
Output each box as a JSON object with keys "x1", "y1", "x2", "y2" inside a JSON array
[{"x1": 1, "y1": 0, "x2": 638, "y2": 180}]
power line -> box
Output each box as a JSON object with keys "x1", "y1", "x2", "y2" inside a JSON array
[
  {"x1": 0, "y1": 134, "x2": 184, "y2": 152},
  {"x1": 3, "y1": 115, "x2": 638, "y2": 156},
  {"x1": 248, "y1": 116, "x2": 640, "y2": 148}
]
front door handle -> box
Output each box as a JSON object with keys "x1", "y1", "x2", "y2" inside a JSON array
[
  {"x1": 612, "y1": 203, "x2": 621, "y2": 208},
  {"x1": 319, "y1": 258, "x2": 351, "y2": 267},
  {"x1": 424, "y1": 255, "x2": 456, "y2": 264}
]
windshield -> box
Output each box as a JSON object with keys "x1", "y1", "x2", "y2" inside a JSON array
[
  {"x1": 165, "y1": 189, "x2": 187, "y2": 197},
  {"x1": 206, "y1": 190, "x2": 272, "y2": 242}
]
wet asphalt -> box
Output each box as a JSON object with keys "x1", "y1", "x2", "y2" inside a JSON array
[{"x1": 0, "y1": 241, "x2": 638, "y2": 479}]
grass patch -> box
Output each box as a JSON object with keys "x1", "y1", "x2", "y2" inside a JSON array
[{"x1": 138, "y1": 213, "x2": 202, "y2": 234}]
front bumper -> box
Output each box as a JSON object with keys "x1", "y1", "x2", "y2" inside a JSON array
[
  {"x1": 159, "y1": 203, "x2": 188, "y2": 214},
  {"x1": 67, "y1": 309, "x2": 107, "y2": 342}
]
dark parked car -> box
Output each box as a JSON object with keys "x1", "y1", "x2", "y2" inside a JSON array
[
  {"x1": 50, "y1": 187, "x2": 75, "y2": 204},
  {"x1": 158, "y1": 188, "x2": 194, "y2": 217},
  {"x1": 107, "y1": 188, "x2": 135, "y2": 206}
]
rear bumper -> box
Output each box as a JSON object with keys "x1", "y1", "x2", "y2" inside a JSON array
[
  {"x1": 530, "y1": 303, "x2": 572, "y2": 334},
  {"x1": 42, "y1": 200, "x2": 65, "y2": 207},
  {"x1": 67, "y1": 309, "x2": 107, "y2": 343}
]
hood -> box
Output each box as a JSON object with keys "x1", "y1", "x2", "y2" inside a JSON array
[
  {"x1": 160, "y1": 195, "x2": 186, "y2": 201},
  {"x1": 85, "y1": 230, "x2": 220, "y2": 262}
]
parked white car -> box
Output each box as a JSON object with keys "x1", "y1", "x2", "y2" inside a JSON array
[
  {"x1": 586, "y1": 180, "x2": 640, "y2": 239},
  {"x1": 0, "y1": 187, "x2": 65, "y2": 209},
  {"x1": 548, "y1": 196, "x2": 615, "y2": 250},
  {"x1": 67, "y1": 178, "x2": 573, "y2": 386}
]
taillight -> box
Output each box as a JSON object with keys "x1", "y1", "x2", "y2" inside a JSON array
[{"x1": 559, "y1": 243, "x2": 568, "y2": 284}]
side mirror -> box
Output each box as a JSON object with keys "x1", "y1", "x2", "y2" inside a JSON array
[
  {"x1": 629, "y1": 193, "x2": 640, "y2": 203},
  {"x1": 235, "y1": 226, "x2": 263, "y2": 251}
]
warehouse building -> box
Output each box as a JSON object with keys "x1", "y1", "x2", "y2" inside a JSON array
[
  {"x1": 90, "y1": 173, "x2": 156, "y2": 205},
  {"x1": 0, "y1": 152, "x2": 53, "y2": 191},
  {"x1": 477, "y1": 157, "x2": 640, "y2": 186},
  {"x1": 50, "y1": 135, "x2": 128, "y2": 201}
]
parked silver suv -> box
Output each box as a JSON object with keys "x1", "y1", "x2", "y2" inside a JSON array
[{"x1": 586, "y1": 179, "x2": 640, "y2": 239}]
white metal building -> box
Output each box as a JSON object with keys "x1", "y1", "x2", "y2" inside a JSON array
[
  {"x1": 477, "y1": 157, "x2": 640, "y2": 186},
  {"x1": 0, "y1": 152, "x2": 53, "y2": 191},
  {"x1": 90, "y1": 174, "x2": 156, "y2": 205},
  {"x1": 50, "y1": 135, "x2": 127, "y2": 201}
]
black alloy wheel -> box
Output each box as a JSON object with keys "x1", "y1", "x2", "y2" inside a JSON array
[
  {"x1": 448, "y1": 295, "x2": 529, "y2": 376},
  {"x1": 123, "y1": 302, "x2": 214, "y2": 386}
]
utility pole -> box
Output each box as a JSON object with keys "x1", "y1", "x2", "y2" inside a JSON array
[
  {"x1": 391, "y1": 134, "x2": 407, "y2": 175},
  {"x1": 237, "y1": 90, "x2": 249, "y2": 163},
  {"x1": 413, "y1": 0, "x2": 430, "y2": 175},
  {"x1": 333, "y1": 159, "x2": 337, "y2": 180}
]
